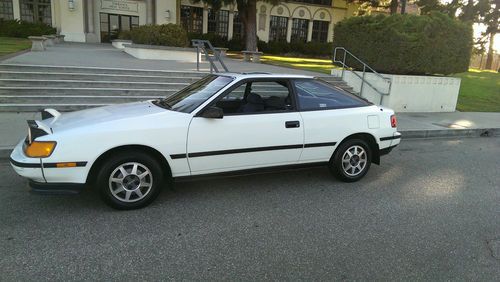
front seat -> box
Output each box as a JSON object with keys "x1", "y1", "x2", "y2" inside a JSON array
[{"x1": 239, "y1": 92, "x2": 265, "y2": 113}]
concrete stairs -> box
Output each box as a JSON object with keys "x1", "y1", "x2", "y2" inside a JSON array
[
  {"x1": 0, "y1": 64, "x2": 206, "y2": 112},
  {"x1": 317, "y1": 76, "x2": 357, "y2": 95},
  {"x1": 0, "y1": 64, "x2": 356, "y2": 112}
]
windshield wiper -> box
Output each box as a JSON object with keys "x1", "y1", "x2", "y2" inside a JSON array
[{"x1": 153, "y1": 99, "x2": 172, "y2": 110}]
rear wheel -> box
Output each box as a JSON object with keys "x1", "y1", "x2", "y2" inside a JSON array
[
  {"x1": 97, "y1": 152, "x2": 165, "y2": 210},
  {"x1": 330, "y1": 139, "x2": 372, "y2": 182}
]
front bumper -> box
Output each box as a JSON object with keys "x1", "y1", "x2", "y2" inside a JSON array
[{"x1": 29, "y1": 180, "x2": 85, "y2": 195}]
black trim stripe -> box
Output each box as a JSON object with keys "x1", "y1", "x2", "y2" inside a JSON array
[
  {"x1": 10, "y1": 158, "x2": 87, "y2": 168},
  {"x1": 43, "y1": 162, "x2": 87, "y2": 168},
  {"x1": 170, "y1": 142, "x2": 337, "y2": 159},
  {"x1": 304, "y1": 142, "x2": 337, "y2": 148},
  {"x1": 380, "y1": 135, "x2": 401, "y2": 141},
  {"x1": 10, "y1": 158, "x2": 41, "y2": 168}
]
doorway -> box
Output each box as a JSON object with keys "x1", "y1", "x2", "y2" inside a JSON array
[{"x1": 100, "y1": 13, "x2": 139, "y2": 43}]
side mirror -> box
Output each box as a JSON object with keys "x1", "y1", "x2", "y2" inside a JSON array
[{"x1": 201, "y1": 106, "x2": 224, "y2": 119}]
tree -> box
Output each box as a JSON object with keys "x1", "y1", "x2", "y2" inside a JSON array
[
  {"x1": 347, "y1": 0, "x2": 401, "y2": 15},
  {"x1": 197, "y1": 0, "x2": 280, "y2": 51},
  {"x1": 478, "y1": 0, "x2": 499, "y2": 69}
]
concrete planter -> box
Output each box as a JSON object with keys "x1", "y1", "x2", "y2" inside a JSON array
[
  {"x1": 124, "y1": 44, "x2": 197, "y2": 62},
  {"x1": 111, "y1": 39, "x2": 132, "y2": 50},
  {"x1": 331, "y1": 69, "x2": 461, "y2": 112}
]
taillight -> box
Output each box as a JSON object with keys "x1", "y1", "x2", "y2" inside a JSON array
[{"x1": 390, "y1": 115, "x2": 397, "y2": 128}]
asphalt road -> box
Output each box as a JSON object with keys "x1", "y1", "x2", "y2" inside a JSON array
[{"x1": 1, "y1": 137, "x2": 499, "y2": 281}]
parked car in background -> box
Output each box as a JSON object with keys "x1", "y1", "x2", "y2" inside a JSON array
[{"x1": 10, "y1": 73, "x2": 401, "y2": 209}]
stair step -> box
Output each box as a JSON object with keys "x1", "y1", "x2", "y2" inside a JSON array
[
  {"x1": 0, "y1": 79, "x2": 189, "y2": 89},
  {"x1": 0, "y1": 87, "x2": 178, "y2": 95},
  {"x1": 0, "y1": 71, "x2": 201, "y2": 83},
  {"x1": 0, "y1": 103, "x2": 113, "y2": 112},
  {"x1": 0, "y1": 64, "x2": 208, "y2": 77}
]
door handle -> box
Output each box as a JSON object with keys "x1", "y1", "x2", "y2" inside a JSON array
[{"x1": 285, "y1": 121, "x2": 300, "y2": 128}]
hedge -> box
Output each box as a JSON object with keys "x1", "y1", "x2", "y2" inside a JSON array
[
  {"x1": 119, "y1": 24, "x2": 189, "y2": 47},
  {"x1": 0, "y1": 19, "x2": 56, "y2": 38},
  {"x1": 332, "y1": 12, "x2": 473, "y2": 75}
]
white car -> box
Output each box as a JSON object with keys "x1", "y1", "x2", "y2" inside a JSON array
[{"x1": 10, "y1": 73, "x2": 401, "y2": 209}]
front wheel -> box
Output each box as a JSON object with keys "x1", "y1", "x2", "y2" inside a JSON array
[
  {"x1": 330, "y1": 139, "x2": 372, "y2": 182},
  {"x1": 96, "y1": 152, "x2": 165, "y2": 210}
]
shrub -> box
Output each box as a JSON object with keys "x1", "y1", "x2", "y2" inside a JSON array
[
  {"x1": 120, "y1": 24, "x2": 189, "y2": 47},
  {"x1": 332, "y1": 12, "x2": 473, "y2": 75},
  {"x1": 258, "y1": 40, "x2": 332, "y2": 58},
  {"x1": 0, "y1": 19, "x2": 56, "y2": 38}
]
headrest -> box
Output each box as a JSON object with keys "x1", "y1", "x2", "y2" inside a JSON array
[{"x1": 247, "y1": 92, "x2": 263, "y2": 104}]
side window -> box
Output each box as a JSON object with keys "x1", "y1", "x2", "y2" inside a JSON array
[
  {"x1": 216, "y1": 80, "x2": 293, "y2": 114},
  {"x1": 293, "y1": 79, "x2": 369, "y2": 111}
]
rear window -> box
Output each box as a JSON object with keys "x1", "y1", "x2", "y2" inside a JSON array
[{"x1": 292, "y1": 79, "x2": 370, "y2": 111}]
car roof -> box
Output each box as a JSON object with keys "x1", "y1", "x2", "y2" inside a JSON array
[{"x1": 215, "y1": 72, "x2": 315, "y2": 80}]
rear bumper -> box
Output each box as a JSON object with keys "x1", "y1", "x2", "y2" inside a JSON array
[
  {"x1": 29, "y1": 180, "x2": 85, "y2": 195},
  {"x1": 379, "y1": 144, "x2": 398, "y2": 156}
]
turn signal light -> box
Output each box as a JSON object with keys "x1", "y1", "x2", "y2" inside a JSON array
[
  {"x1": 24, "y1": 141, "x2": 56, "y2": 158},
  {"x1": 390, "y1": 115, "x2": 397, "y2": 128}
]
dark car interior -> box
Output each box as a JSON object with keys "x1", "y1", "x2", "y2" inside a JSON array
[{"x1": 215, "y1": 80, "x2": 292, "y2": 114}]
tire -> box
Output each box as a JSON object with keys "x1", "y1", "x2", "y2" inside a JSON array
[
  {"x1": 330, "y1": 138, "x2": 372, "y2": 182},
  {"x1": 96, "y1": 151, "x2": 165, "y2": 210}
]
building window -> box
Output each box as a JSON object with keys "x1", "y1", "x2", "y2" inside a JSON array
[
  {"x1": 232, "y1": 11, "x2": 244, "y2": 39},
  {"x1": 208, "y1": 9, "x2": 229, "y2": 38},
  {"x1": 269, "y1": 16, "x2": 288, "y2": 42},
  {"x1": 291, "y1": 18, "x2": 308, "y2": 42},
  {"x1": 180, "y1": 5, "x2": 203, "y2": 34},
  {"x1": 0, "y1": 0, "x2": 13, "y2": 20},
  {"x1": 100, "y1": 13, "x2": 139, "y2": 43},
  {"x1": 291, "y1": 0, "x2": 332, "y2": 6},
  {"x1": 20, "y1": 0, "x2": 52, "y2": 25},
  {"x1": 312, "y1": 20, "x2": 329, "y2": 43}
]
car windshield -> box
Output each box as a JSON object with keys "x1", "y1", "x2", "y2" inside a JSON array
[{"x1": 156, "y1": 75, "x2": 234, "y2": 113}]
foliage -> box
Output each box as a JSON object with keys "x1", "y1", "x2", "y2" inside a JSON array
[
  {"x1": 119, "y1": 24, "x2": 189, "y2": 47},
  {"x1": 333, "y1": 12, "x2": 473, "y2": 75},
  {"x1": 258, "y1": 40, "x2": 333, "y2": 57},
  {"x1": 0, "y1": 19, "x2": 56, "y2": 38}
]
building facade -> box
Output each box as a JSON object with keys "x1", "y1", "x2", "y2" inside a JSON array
[{"x1": 0, "y1": 0, "x2": 361, "y2": 43}]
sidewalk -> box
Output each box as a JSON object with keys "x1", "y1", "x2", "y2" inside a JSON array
[{"x1": 1, "y1": 111, "x2": 499, "y2": 158}]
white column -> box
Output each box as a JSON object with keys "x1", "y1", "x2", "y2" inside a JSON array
[
  {"x1": 202, "y1": 8, "x2": 208, "y2": 34},
  {"x1": 146, "y1": 0, "x2": 154, "y2": 24},
  {"x1": 87, "y1": 0, "x2": 94, "y2": 33},
  {"x1": 328, "y1": 21, "x2": 333, "y2": 42},
  {"x1": 286, "y1": 17, "x2": 293, "y2": 42},
  {"x1": 307, "y1": 20, "x2": 313, "y2": 42},
  {"x1": 228, "y1": 11, "x2": 234, "y2": 40},
  {"x1": 12, "y1": 0, "x2": 20, "y2": 19}
]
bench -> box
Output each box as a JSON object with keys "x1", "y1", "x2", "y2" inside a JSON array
[
  {"x1": 43, "y1": 35, "x2": 56, "y2": 46},
  {"x1": 28, "y1": 36, "x2": 47, "y2": 51},
  {"x1": 55, "y1": 34, "x2": 65, "y2": 43},
  {"x1": 242, "y1": 51, "x2": 263, "y2": 63},
  {"x1": 214, "y1": 47, "x2": 229, "y2": 57}
]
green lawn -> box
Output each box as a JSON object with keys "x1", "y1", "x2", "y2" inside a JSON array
[
  {"x1": 259, "y1": 55, "x2": 499, "y2": 112},
  {"x1": 0, "y1": 37, "x2": 31, "y2": 57},
  {"x1": 455, "y1": 69, "x2": 500, "y2": 112}
]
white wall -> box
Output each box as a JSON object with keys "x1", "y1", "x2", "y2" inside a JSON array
[{"x1": 331, "y1": 69, "x2": 461, "y2": 112}]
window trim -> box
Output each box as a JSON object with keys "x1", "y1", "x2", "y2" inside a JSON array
[
  {"x1": 195, "y1": 77, "x2": 299, "y2": 117},
  {"x1": 291, "y1": 78, "x2": 372, "y2": 112}
]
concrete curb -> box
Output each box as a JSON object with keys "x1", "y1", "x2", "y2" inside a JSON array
[
  {"x1": 1, "y1": 128, "x2": 498, "y2": 160},
  {"x1": 400, "y1": 128, "x2": 500, "y2": 139}
]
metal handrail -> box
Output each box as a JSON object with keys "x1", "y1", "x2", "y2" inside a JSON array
[
  {"x1": 192, "y1": 39, "x2": 229, "y2": 73},
  {"x1": 333, "y1": 47, "x2": 391, "y2": 104}
]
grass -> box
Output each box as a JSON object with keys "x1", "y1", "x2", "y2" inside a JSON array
[
  {"x1": 255, "y1": 55, "x2": 499, "y2": 112},
  {"x1": 0, "y1": 37, "x2": 31, "y2": 57},
  {"x1": 455, "y1": 69, "x2": 500, "y2": 112}
]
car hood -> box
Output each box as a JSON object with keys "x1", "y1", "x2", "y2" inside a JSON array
[{"x1": 48, "y1": 101, "x2": 169, "y2": 132}]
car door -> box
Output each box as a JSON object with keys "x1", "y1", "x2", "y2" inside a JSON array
[
  {"x1": 186, "y1": 78, "x2": 304, "y2": 175},
  {"x1": 292, "y1": 78, "x2": 373, "y2": 163}
]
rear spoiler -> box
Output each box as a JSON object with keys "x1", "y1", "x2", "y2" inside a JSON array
[{"x1": 26, "y1": 109, "x2": 61, "y2": 144}]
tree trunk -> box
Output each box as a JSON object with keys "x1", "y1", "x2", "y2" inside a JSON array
[
  {"x1": 400, "y1": 0, "x2": 407, "y2": 14},
  {"x1": 485, "y1": 32, "x2": 496, "y2": 70},
  {"x1": 240, "y1": 0, "x2": 257, "y2": 51},
  {"x1": 390, "y1": 0, "x2": 398, "y2": 14}
]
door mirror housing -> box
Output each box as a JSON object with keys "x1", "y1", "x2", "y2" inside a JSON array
[{"x1": 201, "y1": 106, "x2": 224, "y2": 119}]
